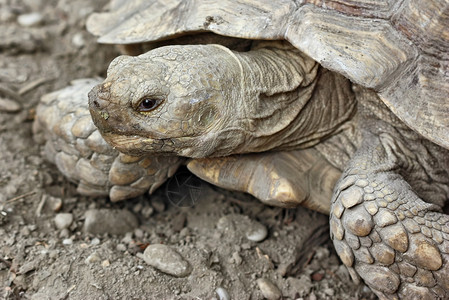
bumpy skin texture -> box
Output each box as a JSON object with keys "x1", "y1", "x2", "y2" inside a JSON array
[
  {"x1": 89, "y1": 43, "x2": 355, "y2": 158},
  {"x1": 187, "y1": 148, "x2": 341, "y2": 214},
  {"x1": 33, "y1": 79, "x2": 182, "y2": 202},
  {"x1": 330, "y1": 88, "x2": 449, "y2": 299},
  {"x1": 34, "y1": 70, "x2": 343, "y2": 209},
  {"x1": 86, "y1": 42, "x2": 449, "y2": 298},
  {"x1": 37, "y1": 0, "x2": 449, "y2": 296}
]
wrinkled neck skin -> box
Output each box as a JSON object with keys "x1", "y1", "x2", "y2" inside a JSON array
[
  {"x1": 233, "y1": 42, "x2": 356, "y2": 154},
  {"x1": 89, "y1": 41, "x2": 356, "y2": 158}
]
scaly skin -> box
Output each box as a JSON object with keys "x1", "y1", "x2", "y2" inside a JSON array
[
  {"x1": 330, "y1": 88, "x2": 449, "y2": 299},
  {"x1": 87, "y1": 43, "x2": 449, "y2": 298},
  {"x1": 36, "y1": 42, "x2": 449, "y2": 298},
  {"x1": 33, "y1": 79, "x2": 183, "y2": 202},
  {"x1": 88, "y1": 42, "x2": 355, "y2": 157}
]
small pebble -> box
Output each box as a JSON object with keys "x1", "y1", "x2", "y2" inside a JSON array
[
  {"x1": 17, "y1": 12, "x2": 43, "y2": 27},
  {"x1": 312, "y1": 272, "x2": 324, "y2": 281},
  {"x1": 122, "y1": 232, "x2": 133, "y2": 244},
  {"x1": 217, "y1": 214, "x2": 268, "y2": 242},
  {"x1": 257, "y1": 278, "x2": 282, "y2": 300},
  {"x1": 142, "y1": 244, "x2": 191, "y2": 277},
  {"x1": 62, "y1": 238, "x2": 73, "y2": 245},
  {"x1": 102, "y1": 260, "x2": 110, "y2": 267},
  {"x1": 323, "y1": 288, "x2": 335, "y2": 296},
  {"x1": 83, "y1": 209, "x2": 138, "y2": 235},
  {"x1": 314, "y1": 247, "x2": 330, "y2": 260},
  {"x1": 246, "y1": 221, "x2": 268, "y2": 242},
  {"x1": 45, "y1": 196, "x2": 62, "y2": 212},
  {"x1": 134, "y1": 228, "x2": 144, "y2": 239},
  {"x1": 133, "y1": 203, "x2": 143, "y2": 213},
  {"x1": 90, "y1": 238, "x2": 100, "y2": 245},
  {"x1": 71, "y1": 33, "x2": 85, "y2": 48},
  {"x1": 54, "y1": 213, "x2": 73, "y2": 230},
  {"x1": 141, "y1": 206, "x2": 154, "y2": 218},
  {"x1": 85, "y1": 252, "x2": 102, "y2": 264},
  {"x1": 0, "y1": 98, "x2": 21, "y2": 112},
  {"x1": 215, "y1": 287, "x2": 230, "y2": 300},
  {"x1": 362, "y1": 285, "x2": 372, "y2": 294},
  {"x1": 241, "y1": 242, "x2": 251, "y2": 250},
  {"x1": 116, "y1": 243, "x2": 127, "y2": 252}
]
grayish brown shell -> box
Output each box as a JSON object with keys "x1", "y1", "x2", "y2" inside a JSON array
[{"x1": 87, "y1": 0, "x2": 449, "y2": 149}]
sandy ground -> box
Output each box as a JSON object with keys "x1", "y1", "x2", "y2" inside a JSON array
[{"x1": 0, "y1": 0, "x2": 376, "y2": 299}]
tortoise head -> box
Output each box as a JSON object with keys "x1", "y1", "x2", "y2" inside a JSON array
[{"x1": 89, "y1": 44, "x2": 247, "y2": 157}]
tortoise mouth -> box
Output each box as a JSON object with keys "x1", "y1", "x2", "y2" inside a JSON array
[{"x1": 100, "y1": 131, "x2": 198, "y2": 157}]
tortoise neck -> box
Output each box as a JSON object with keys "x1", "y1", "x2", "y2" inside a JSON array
[{"x1": 230, "y1": 43, "x2": 357, "y2": 153}]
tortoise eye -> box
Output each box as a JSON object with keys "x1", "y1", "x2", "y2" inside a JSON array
[{"x1": 137, "y1": 97, "x2": 162, "y2": 112}]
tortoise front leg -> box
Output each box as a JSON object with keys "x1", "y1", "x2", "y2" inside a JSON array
[
  {"x1": 187, "y1": 147, "x2": 341, "y2": 214},
  {"x1": 330, "y1": 131, "x2": 449, "y2": 299}
]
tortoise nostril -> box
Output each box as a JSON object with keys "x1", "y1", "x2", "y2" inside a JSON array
[{"x1": 88, "y1": 84, "x2": 111, "y2": 111}]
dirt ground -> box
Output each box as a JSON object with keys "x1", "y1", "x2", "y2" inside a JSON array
[{"x1": 0, "y1": 1, "x2": 376, "y2": 299}]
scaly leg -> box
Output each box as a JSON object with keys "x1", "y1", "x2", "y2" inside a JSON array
[
  {"x1": 188, "y1": 147, "x2": 341, "y2": 214},
  {"x1": 330, "y1": 129, "x2": 449, "y2": 299}
]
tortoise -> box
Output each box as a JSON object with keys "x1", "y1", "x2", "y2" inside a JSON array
[{"x1": 33, "y1": 0, "x2": 449, "y2": 298}]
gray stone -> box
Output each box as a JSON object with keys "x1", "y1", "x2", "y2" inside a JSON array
[
  {"x1": 54, "y1": 213, "x2": 73, "y2": 230},
  {"x1": 85, "y1": 251, "x2": 102, "y2": 264},
  {"x1": 215, "y1": 287, "x2": 230, "y2": 300},
  {"x1": 62, "y1": 238, "x2": 73, "y2": 245},
  {"x1": 0, "y1": 98, "x2": 21, "y2": 112},
  {"x1": 257, "y1": 278, "x2": 282, "y2": 300},
  {"x1": 116, "y1": 243, "x2": 127, "y2": 252},
  {"x1": 83, "y1": 209, "x2": 138, "y2": 235},
  {"x1": 72, "y1": 33, "x2": 85, "y2": 48},
  {"x1": 90, "y1": 237, "x2": 100, "y2": 245},
  {"x1": 246, "y1": 220, "x2": 268, "y2": 242},
  {"x1": 142, "y1": 244, "x2": 191, "y2": 277},
  {"x1": 17, "y1": 12, "x2": 43, "y2": 27}
]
